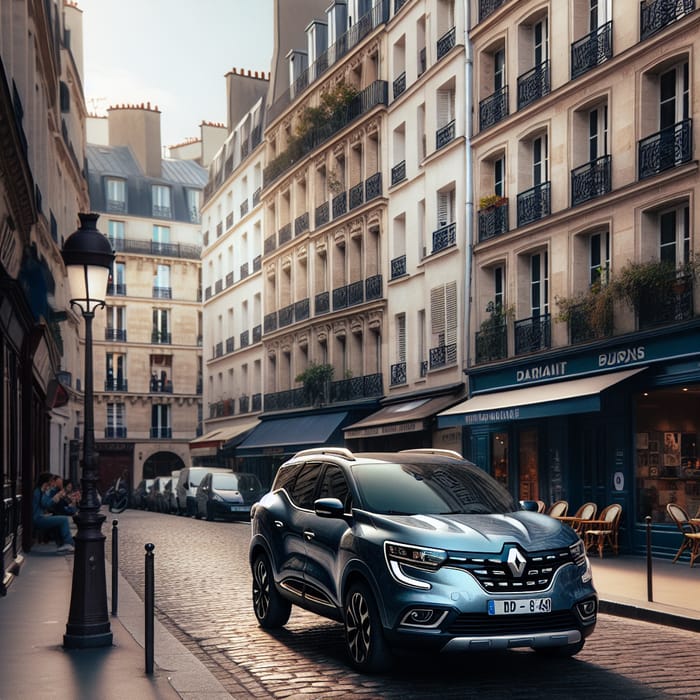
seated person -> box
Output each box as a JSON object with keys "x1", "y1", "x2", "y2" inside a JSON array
[
  {"x1": 32, "y1": 473, "x2": 75, "y2": 553},
  {"x1": 50, "y1": 478, "x2": 80, "y2": 516}
]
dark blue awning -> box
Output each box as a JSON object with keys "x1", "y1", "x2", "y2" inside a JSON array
[{"x1": 236, "y1": 412, "x2": 349, "y2": 456}]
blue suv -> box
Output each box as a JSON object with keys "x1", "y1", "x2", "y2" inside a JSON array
[{"x1": 249, "y1": 448, "x2": 597, "y2": 672}]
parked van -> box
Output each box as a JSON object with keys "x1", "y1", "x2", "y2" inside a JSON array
[
  {"x1": 165, "y1": 470, "x2": 180, "y2": 513},
  {"x1": 176, "y1": 466, "x2": 231, "y2": 516}
]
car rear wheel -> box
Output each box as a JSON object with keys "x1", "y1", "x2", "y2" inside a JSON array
[
  {"x1": 344, "y1": 583, "x2": 390, "y2": 673},
  {"x1": 535, "y1": 639, "x2": 585, "y2": 657},
  {"x1": 252, "y1": 554, "x2": 291, "y2": 628}
]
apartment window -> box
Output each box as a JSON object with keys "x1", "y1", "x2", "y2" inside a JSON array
[
  {"x1": 152, "y1": 185, "x2": 172, "y2": 218},
  {"x1": 589, "y1": 231, "x2": 610, "y2": 286},
  {"x1": 108, "y1": 261, "x2": 126, "y2": 296},
  {"x1": 392, "y1": 124, "x2": 406, "y2": 186},
  {"x1": 533, "y1": 135, "x2": 548, "y2": 186},
  {"x1": 517, "y1": 14, "x2": 550, "y2": 109},
  {"x1": 659, "y1": 204, "x2": 690, "y2": 267},
  {"x1": 186, "y1": 188, "x2": 200, "y2": 223},
  {"x1": 106, "y1": 353, "x2": 126, "y2": 391},
  {"x1": 429, "y1": 281, "x2": 458, "y2": 368},
  {"x1": 479, "y1": 44, "x2": 508, "y2": 131},
  {"x1": 106, "y1": 305, "x2": 126, "y2": 341},
  {"x1": 436, "y1": 81, "x2": 456, "y2": 150},
  {"x1": 153, "y1": 309, "x2": 171, "y2": 344},
  {"x1": 518, "y1": 133, "x2": 550, "y2": 226},
  {"x1": 530, "y1": 252, "x2": 549, "y2": 318},
  {"x1": 393, "y1": 35, "x2": 407, "y2": 99},
  {"x1": 571, "y1": 0, "x2": 613, "y2": 79},
  {"x1": 434, "y1": 187, "x2": 457, "y2": 252},
  {"x1": 106, "y1": 402, "x2": 125, "y2": 437},
  {"x1": 105, "y1": 178, "x2": 126, "y2": 213},
  {"x1": 391, "y1": 313, "x2": 407, "y2": 385},
  {"x1": 108, "y1": 220, "x2": 125, "y2": 250},
  {"x1": 391, "y1": 214, "x2": 407, "y2": 278},
  {"x1": 494, "y1": 265, "x2": 505, "y2": 309},
  {"x1": 417, "y1": 103, "x2": 426, "y2": 160},
  {"x1": 153, "y1": 264, "x2": 171, "y2": 299},
  {"x1": 151, "y1": 404, "x2": 171, "y2": 439}
]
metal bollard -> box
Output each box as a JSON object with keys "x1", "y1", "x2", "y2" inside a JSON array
[
  {"x1": 111, "y1": 520, "x2": 119, "y2": 616},
  {"x1": 145, "y1": 543, "x2": 155, "y2": 675},
  {"x1": 645, "y1": 515, "x2": 653, "y2": 602}
]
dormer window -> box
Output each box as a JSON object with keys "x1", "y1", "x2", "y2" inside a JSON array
[
  {"x1": 105, "y1": 178, "x2": 126, "y2": 213},
  {"x1": 152, "y1": 185, "x2": 172, "y2": 219}
]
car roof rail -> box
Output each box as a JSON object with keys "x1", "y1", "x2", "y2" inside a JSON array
[
  {"x1": 292, "y1": 447, "x2": 356, "y2": 461},
  {"x1": 398, "y1": 448, "x2": 464, "y2": 460}
]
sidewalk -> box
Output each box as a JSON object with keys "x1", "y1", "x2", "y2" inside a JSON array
[{"x1": 0, "y1": 548, "x2": 699, "y2": 700}]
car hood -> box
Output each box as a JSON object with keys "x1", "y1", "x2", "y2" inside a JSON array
[
  {"x1": 362, "y1": 511, "x2": 576, "y2": 552},
  {"x1": 212, "y1": 488, "x2": 248, "y2": 503}
]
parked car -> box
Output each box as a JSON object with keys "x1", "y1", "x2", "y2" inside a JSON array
[
  {"x1": 195, "y1": 471, "x2": 264, "y2": 521},
  {"x1": 163, "y1": 470, "x2": 180, "y2": 513},
  {"x1": 146, "y1": 477, "x2": 170, "y2": 513},
  {"x1": 176, "y1": 466, "x2": 231, "y2": 516},
  {"x1": 132, "y1": 479, "x2": 154, "y2": 510},
  {"x1": 249, "y1": 448, "x2": 597, "y2": 673}
]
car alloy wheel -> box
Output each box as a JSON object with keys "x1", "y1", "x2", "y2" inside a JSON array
[
  {"x1": 344, "y1": 583, "x2": 389, "y2": 673},
  {"x1": 252, "y1": 554, "x2": 291, "y2": 628}
]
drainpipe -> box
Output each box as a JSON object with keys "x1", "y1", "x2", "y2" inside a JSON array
[{"x1": 463, "y1": 0, "x2": 474, "y2": 385}]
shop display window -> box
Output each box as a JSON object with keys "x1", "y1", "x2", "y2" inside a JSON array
[{"x1": 635, "y1": 386, "x2": 700, "y2": 523}]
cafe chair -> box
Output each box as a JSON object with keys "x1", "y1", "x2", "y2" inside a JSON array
[
  {"x1": 546, "y1": 500, "x2": 568, "y2": 518},
  {"x1": 666, "y1": 503, "x2": 700, "y2": 567},
  {"x1": 536, "y1": 500, "x2": 546, "y2": 513},
  {"x1": 583, "y1": 503, "x2": 622, "y2": 558},
  {"x1": 571, "y1": 502, "x2": 598, "y2": 535}
]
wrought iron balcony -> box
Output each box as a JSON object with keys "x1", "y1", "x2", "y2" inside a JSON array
[
  {"x1": 278, "y1": 223, "x2": 292, "y2": 245},
  {"x1": 514, "y1": 314, "x2": 551, "y2": 355},
  {"x1": 391, "y1": 160, "x2": 406, "y2": 186},
  {"x1": 391, "y1": 255, "x2": 407, "y2": 279},
  {"x1": 432, "y1": 222, "x2": 457, "y2": 254},
  {"x1": 436, "y1": 120, "x2": 456, "y2": 150},
  {"x1": 239, "y1": 263, "x2": 248, "y2": 280},
  {"x1": 393, "y1": 71, "x2": 406, "y2": 99},
  {"x1": 429, "y1": 343, "x2": 457, "y2": 369},
  {"x1": 394, "y1": 0, "x2": 408, "y2": 12},
  {"x1": 638, "y1": 273, "x2": 694, "y2": 330},
  {"x1": 418, "y1": 47, "x2": 427, "y2": 76},
  {"x1": 571, "y1": 155, "x2": 611, "y2": 206},
  {"x1": 571, "y1": 22, "x2": 613, "y2": 80},
  {"x1": 478, "y1": 203, "x2": 509, "y2": 242},
  {"x1": 517, "y1": 60, "x2": 550, "y2": 110},
  {"x1": 240, "y1": 199, "x2": 249, "y2": 218},
  {"x1": 153, "y1": 286, "x2": 172, "y2": 299},
  {"x1": 104, "y1": 378, "x2": 128, "y2": 392},
  {"x1": 349, "y1": 280, "x2": 364, "y2": 305},
  {"x1": 437, "y1": 27, "x2": 456, "y2": 61},
  {"x1": 214, "y1": 341, "x2": 223, "y2": 358},
  {"x1": 214, "y1": 279, "x2": 223, "y2": 294},
  {"x1": 264, "y1": 312, "x2": 278, "y2": 333},
  {"x1": 264, "y1": 388, "x2": 308, "y2": 411},
  {"x1": 216, "y1": 222, "x2": 223, "y2": 238},
  {"x1": 239, "y1": 395, "x2": 250, "y2": 414},
  {"x1": 226, "y1": 271, "x2": 234, "y2": 287},
  {"x1": 150, "y1": 427, "x2": 172, "y2": 439},
  {"x1": 638, "y1": 119, "x2": 692, "y2": 180},
  {"x1": 517, "y1": 182, "x2": 550, "y2": 227},
  {"x1": 264, "y1": 234, "x2": 277, "y2": 254},
  {"x1": 252, "y1": 393, "x2": 262, "y2": 411},
  {"x1": 475, "y1": 323, "x2": 508, "y2": 364},
  {"x1": 479, "y1": 0, "x2": 506, "y2": 21},
  {"x1": 225, "y1": 336, "x2": 234, "y2": 354},
  {"x1": 252, "y1": 324, "x2": 262, "y2": 343},
  {"x1": 366, "y1": 172, "x2": 382, "y2": 201},
  {"x1": 420, "y1": 360, "x2": 428, "y2": 377},
  {"x1": 278, "y1": 304, "x2": 294, "y2": 327},
  {"x1": 226, "y1": 212, "x2": 233, "y2": 229},
  {"x1": 253, "y1": 255, "x2": 261, "y2": 272},
  {"x1": 105, "y1": 427, "x2": 127, "y2": 438},
  {"x1": 105, "y1": 328, "x2": 127, "y2": 341},
  {"x1": 315, "y1": 291, "x2": 330, "y2": 315},
  {"x1": 151, "y1": 331, "x2": 172, "y2": 344},
  {"x1": 240, "y1": 330, "x2": 249, "y2": 348},
  {"x1": 152, "y1": 204, "x2": 172, "y2": 219},
  {"x1": 107, "y1": 283, "x2": 127, "y2": 296},
  {"x1": 332, "y1": 191, "x2": 347, "y2": 218},
  {"x1": 366, "y1": 274, "x2": 383, "y2": 300},
  {"x1": 295, "y1": 212, "x2": 309, "y2": 236},
  {"x1": 640, "y1": 0, "x2": 694, "y2": 41},
  {"x1": 390, "y1": 362, "x2": 407, "y2": 386},
  {"x1": 330, "y1": 373, "x2": 383, "y2": 402},
  {"x1": 350, "y1": 182, "x2": 364, "y2": 210},
  {"x1": 479, "y1": 86, "x2": 509, "y2": 132},
  {"x1": 295, "y1": 298, "x2": 310, "y2": 322},
  {"x1": 150, "y1": 378, "x2": 173, "y2": 393},
  {"x1": 315, "y1": 201, "x2": 330, "y2": 227},
  {"x1": 252, "y1": 187, "x2": 262, "y2": 206},
  {"x1": 568, "y1": 298, "x2": 613, "y2": 345}
]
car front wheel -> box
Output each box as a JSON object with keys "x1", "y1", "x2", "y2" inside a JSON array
[
  {"x1": 252, "y1": 554, "x2": 291, "y2": 628},
  {"x1": 344, "y1": 582, "x2": 390, "y2": 673}
]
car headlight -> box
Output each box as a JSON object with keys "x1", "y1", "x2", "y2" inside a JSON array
[
  {"x1": 385, "y1": 542, "x2": 447, "y2": 590},
  {"x1": 569, "y1": 539, "x2": 593, "y2": 583},
  {"x1": 212, "y1": 493, "x2": 224, "y2": 502}
]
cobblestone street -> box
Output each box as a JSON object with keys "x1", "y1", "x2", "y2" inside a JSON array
[{"x1": 107, "y1": 509, "x2": 700, "y2": 699}]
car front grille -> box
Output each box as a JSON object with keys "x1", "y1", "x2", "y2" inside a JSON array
[
  {"x1": 447, "y1": 547, "x2": 572, "y2": 593},
  {"x1": 446, "y1": 610, "x2": 578, "y2": 636}
]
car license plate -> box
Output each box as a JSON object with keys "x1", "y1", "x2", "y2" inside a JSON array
[
  {"x1": 488, "y1": 598, "x2": 551, "y2": 615},
  {"x1": 230, "y1": 505, "x2": 248, "y2": 511}
]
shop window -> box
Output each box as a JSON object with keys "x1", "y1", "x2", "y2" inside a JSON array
[
  {"x1": 492, "y1": 432, "x2": 509, "y2": 486},
  {"x1": 518, "y1": 428, "x2": 539, "y2": 501}
]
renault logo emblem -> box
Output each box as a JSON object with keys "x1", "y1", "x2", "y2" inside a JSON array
[{"x1": 506, "y1": 547, "x2": 527, "y2": 577}]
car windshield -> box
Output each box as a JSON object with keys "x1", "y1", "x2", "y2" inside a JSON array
[
  {"x1": 211, "y1": 473, "x2": 262, "y2": 491},
  {"x1": 189, "y1": 471, "x2": 207, "y2": 487},
  {"x1": 352, "y1": 461, "x2": 516, "y2": 515}
]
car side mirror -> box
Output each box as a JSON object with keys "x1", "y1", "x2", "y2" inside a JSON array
[
  {"x1": 314, "y1": 497, "x2": 345, "y2": 519},
  {"x1": 519, "y1": 500, "x2": 539, "y2": 512}
]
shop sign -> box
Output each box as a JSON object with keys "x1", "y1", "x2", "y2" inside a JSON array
[
  {"x1": 463, "y1": 408, "x2": 520, "y2": 426},
  {"x1": 345, "y1": 421, "x2": 421, "y2": 439}
]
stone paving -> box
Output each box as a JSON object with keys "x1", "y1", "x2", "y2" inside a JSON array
[{"x1": 107, "y1": 509, "x2": 700, "y2": 699}]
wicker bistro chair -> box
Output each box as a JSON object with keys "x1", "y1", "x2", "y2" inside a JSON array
[
  {"x1": 546, "y1": 500, "x2": 568, "y2": 518},
  {"x1": 571, "y1": 502, "x2": 598, "y2": 535},
  {"x1": 536, "y1": 500, "x2": 547, "y2": 513},
  {"x1": 583, "y1": 503, "x2": 622, "y2": 558},
  {"x1": 666, "y1": 503, "x2": 700, "y2": 567}
]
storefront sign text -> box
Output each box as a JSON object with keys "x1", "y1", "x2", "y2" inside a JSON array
[
  {"x1": 516, "y1": 361, "x2": 568, "y2": 384},
  {"x1": 598, "y1": 346, "x2": 645, "y2": 368},
  {"x1": 464, "y1": 408, "x2": 521, "y2": 425}
]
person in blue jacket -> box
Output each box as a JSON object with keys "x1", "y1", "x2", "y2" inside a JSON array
[{"x1": 32, "y1": 473, "x2": 75, "y2": 553}]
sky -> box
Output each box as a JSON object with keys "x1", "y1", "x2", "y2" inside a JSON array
[{"x1": 77, "y1": 0, "x2": 274, "y2": 147}]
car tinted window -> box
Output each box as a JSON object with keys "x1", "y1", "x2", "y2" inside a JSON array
[
  {"x1": 211, "y1": 473, "x2": 240, "y2": 490},
  {"x1": 236, "y1": 474, "x2": 262, "y2": 492},
  {"x1": 318, "y1": 465, "x2": 350, "y2": 510},
  {"x1": 289, "y1": 463, "x2": 322, "y2": 509},
  {"x1": 273, "y1": 463, "x2": 301, "y2": 491},
  {"x1": 189, "y1": 470, "x2": 207, "y2": 487},
  {"x1": 352, "y1": 461, "x2": 516, "y2": 515}
]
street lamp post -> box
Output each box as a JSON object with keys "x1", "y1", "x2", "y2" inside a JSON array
[{"x1": 61, "y1": 212, "x2": 115, "y2": 648}]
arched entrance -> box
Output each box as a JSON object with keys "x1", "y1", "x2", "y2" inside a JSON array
[{"x1": 143, "y1": 452, "x2": 185, "y2": 478}]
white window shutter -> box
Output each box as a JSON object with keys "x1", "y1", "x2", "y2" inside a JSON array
[{"x1": 397, "y1": 314, "x2": 406, "y2": 362}]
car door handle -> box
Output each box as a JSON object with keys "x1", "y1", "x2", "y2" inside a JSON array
[
  {"x1": 274, "y1": 520, "x2": 284, "y2": 528},
  {"x1": 303, "y1": 530, "x2": 315, "y2": 541}
]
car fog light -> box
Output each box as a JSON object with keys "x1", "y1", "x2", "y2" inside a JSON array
[
  {"x1": 399, "y1": 608, "x2": 448, "y2": 629},
  {"x1": 576, "y1": 598, "x2": 597, "y2": 623}
]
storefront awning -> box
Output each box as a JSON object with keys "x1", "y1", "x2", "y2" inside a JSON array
[
  {"x1": 343, "y1": 394, "x2": 464, "y2": 439},
  {"x1": 236, "y1": 412, "x2": 348, "y2": 456},
  {"x1": 438, "y1": 367, "x2": 647, "y2": 427},
  {"x1": 189, "y1": 419, "x2": 260, "y2": 457}
]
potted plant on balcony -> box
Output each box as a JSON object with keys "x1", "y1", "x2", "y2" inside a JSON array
[
  {"x1": 478, "y1": 194, "x2": 508, "y2": 211},
  {"x1": 555, "y1": 275, "x2": 614, "y2": 340},
  {"x1": 612, "y1": 259, "x2": 681, "y2": 313},
  {"x1": 479, "y1": 301, "x2": 513, "y2": 332},
  {"x1": 296, "y1": 362, "x2": 334, "y2": 407}
]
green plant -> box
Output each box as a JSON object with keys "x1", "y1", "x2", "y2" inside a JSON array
[
  {"x1": 555, "y1": 277, "x2": 615, "y2": 338},
  {"x1": 479, "y1": 194, "x2": 508, "y2": 211},
  {"x1": 295, "y1": 362, "x2": 334, "y2": 406},
  {"x1": 480, "y1": 300, "x2": 513, "y2": 333},
  {"x1": 297, "y1": 82, "x2": 359, "y2": 138},
  {"x1": 612, "y1": 259, "x2": 681, "y2": 311}
]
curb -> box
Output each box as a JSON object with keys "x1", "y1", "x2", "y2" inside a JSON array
[{"x1": 599, "y1": 599, "x2": 700, "y2": 633}]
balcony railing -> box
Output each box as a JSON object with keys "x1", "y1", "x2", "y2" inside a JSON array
[
  {"x1": 214, "y1": 341, "x2": 223, "y2": 358},
  {"x1": 295, "y1": 212, "x2": 309, "y2": 236},
  {"x1": 429, "y1": 343, "x2": 457, "y2": 369},
  {"x1": 475, "y1": 324, "x2": 508, "y2": 364},
  {"x1": 350, "y1": 182, "x2": 364, "y2": 210},
  {"x1": 393, "y1": 71, "x2": 406, "y2": 99},
  {"x1": 315, "y1": 201, "x2": 330, "y2": 227},
  {"x1": 226, "y1": 212, "x2": 233, "y2": 230},
  {"x1": 264, "y1": 234, "x2": 277, "y2": 254},
  {"x1": 150, "y1": 427, "x2": 172, "y2": 439},
  {"x1": 391, "y1": 255, "x2": 407, "y2": 279},
  {"x1": 332, "y1": 191, "x2": 347, "y2": 218},
  {"x1": 105, "y1": 427, "x2": 127, "y2": 438},
  {"x1": 106, "y1": 282, "x2": 126, "y2": 296},
  {"x1": 366, "y1": 274, "x2": 383, "y2": 300},
  {"x1": 104, "y1": 378, "x2": 128, "y2": 392},
  {"x1": 568, "y1": 298, "x2": 613, "y2": 345},
  {"x1": 252, "y1": 324, "x2": 262, "y2": 343},
  {"x1": 391, "y1": 160, "x2": 406, "y2": 186},
  {"x1": 366, "y1": 172, "x2": 382, "y2": 201},
  {"x1": 437, "y1": 27, "x2": 456, "y2": 61},
  {"x1": 517, "y1": 60, "x2": 550, "y2": 110},
  {"x1": 278, "y1": 304, "x2": 294, "y2": 327},
  {"x1": 152, "y1": 286, "x2": 172, "y2": 299},
  {"x1": 638, "y1": 273, "x2": 694, "y2": 330},
  {"x1": 240, "y1": 330, "x2": 249, "y2": 348},
  {"x1": 517, "y1": 182, "x2": 550, "y2": 227},
  {"x1": 432, "y1": 222, "x2": 457, "y2": 254},
  {"x1": 105, "y1": 328, "x2": 127, "y2": 341},
  {"x1": 264, "y1": 312, "x2": 278, "y2": 333},
  {"x1": 479, "y1": 0, "x2": 506, "y2": 21},
  {"x1": 571, "y1": 22, "x2": 613, "y2": 80},
  {"x1": 214, "y1": 279, "x2": 223, "y2": 294},
  {"x1": 478, "y1": 203, "x2": 509, "y2": 242},
  {"x1": 315, "y1": 291, "x2": 330, "y2": 315},
  {"x1": 238, "y1": 264, "x2": 247, "y2": 281},
  {"x1": 479, "y1": 86, "x2": 509, "y2": 131},
  {"x1": 151, "y1": 331, "x2": 172, "y2": 344},
  {"x1": 278, "y1": 223, "x2": 292, "y2": 245},
  {"x1": 239, "y1": 395, "x2": 250, "y2": 414},
  {"x1": 253, "y1": 255, "x2": 262, "y2": 272},
  {"x1": 150, "y1": 378, "x2": 173, "y2": 393},
  {"x1": 240, "y1": 199, "x2": 249, "y2": 217},
  {"x1": 436, "y1": 120, "x2": 456, "y2": 150},
  {"x1": 252, "y1": 187, "x2": 262, "y2": 206},
  {"x1": 571, "y1": 155, "x2": 611, "y2": 207},
  {"x1": 108, "y1": 237, "x2": 201, "y2": 260},
  {"x1": 225, "y1": 336, "x2": 234, "y2": 354},
  {"x1": 638, "y1": 119, "x2": 692, "y2": 180},
  {"x1": 640, "y1": 0, "x2": 695, "y2": 41},
  {"x1": 252, "y1": 393, "x2": 262, "y2": 411},
  {"x1": 330, "y1": 373, "x2": 383, "y2": 402},
  {"x1": 390, "y1": 362, "x2": 407, "y2": 386},
  {"x1": 295, "y1": 298, "x2": 310, "y2": 322},
  {"x1": 514, "y1": 314, "x2": 551, "y2": 355}
]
